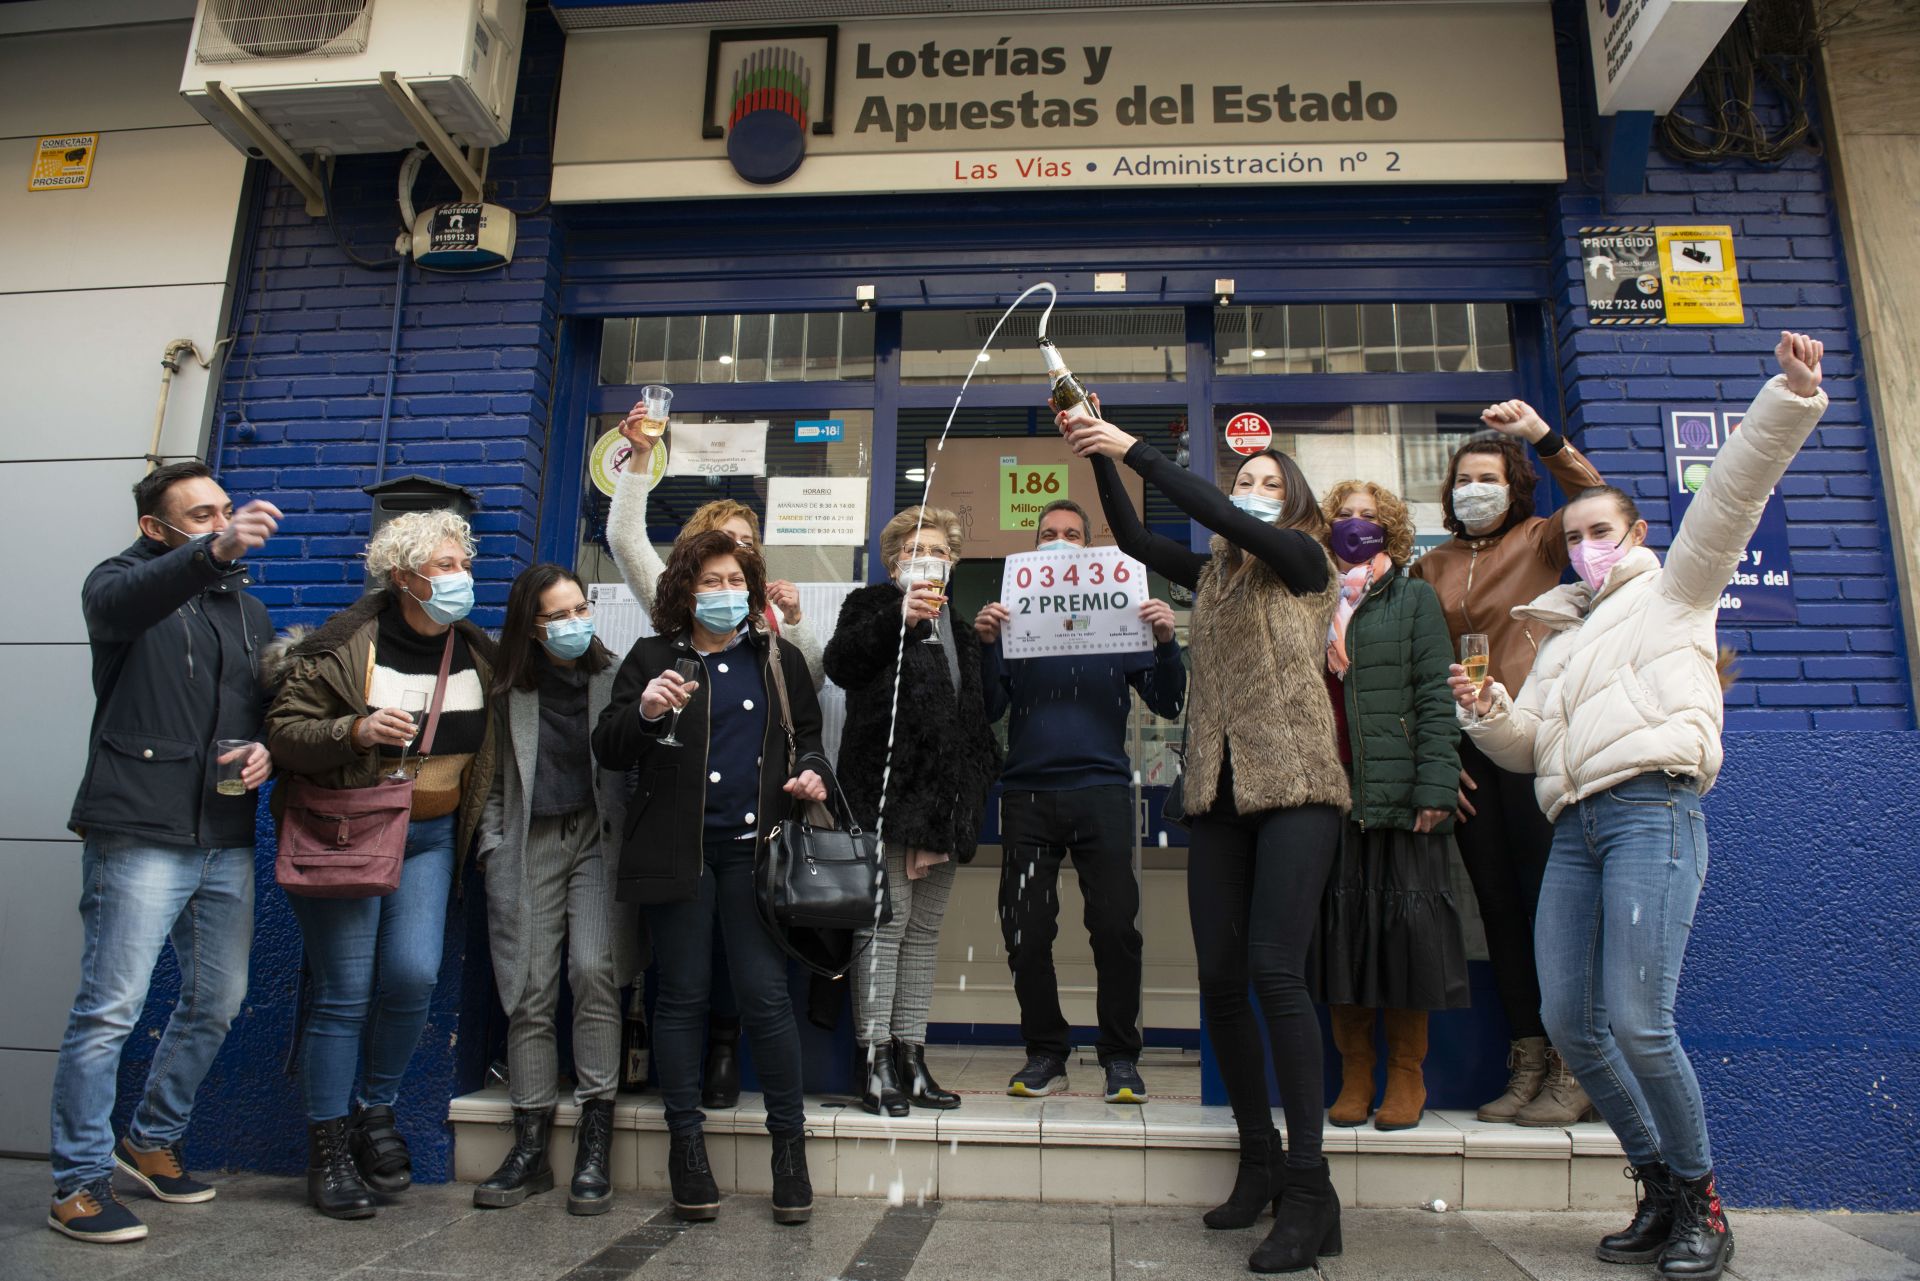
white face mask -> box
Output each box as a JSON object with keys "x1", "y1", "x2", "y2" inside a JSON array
[
  {"x1": 1453, "y1": 482, "x2": 1512, "y2": 531},
  {"x1": 1229, "y1": 493, "x2": 1284, "y2": 523},
  {"x1": 894, "y1": 556, "x2": 949, "y2": 592},
  {"x1": 1035, "y1": 540, "x2": 1076, "y2": 553}
]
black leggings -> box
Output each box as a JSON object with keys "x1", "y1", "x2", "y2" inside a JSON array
[
  {"x1": 1453, "y1": 734, "x2": 1553, "y2": 1041},
  {"x1": 1189, "y1": 765, "x2": 1342, "y2": 1163}
]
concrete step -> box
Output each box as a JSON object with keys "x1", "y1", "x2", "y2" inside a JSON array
[{"x1": 448, "y1": 1087, "x2": 1631, "y2": 1213}]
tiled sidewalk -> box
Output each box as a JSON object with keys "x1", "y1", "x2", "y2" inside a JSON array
[{"x1": 3, "y1": 1157, "x2": 1917, "y2": 1281}]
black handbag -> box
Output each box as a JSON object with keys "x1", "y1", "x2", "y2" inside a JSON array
[
  {"x1": 754, "y1": 643, "x2": 892, "y2": 977},
  {"x1": 1160, "y1": 696, "x2": 1192, "y2": 831}
]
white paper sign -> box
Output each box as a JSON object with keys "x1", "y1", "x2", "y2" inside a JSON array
[
  {"x1": 764, "y1": 476, "x2": 869, "y2": 545},
  {"x1": 1000, "y1": 545, "x2": 1151, "y2": 660},
  {"x1": 663, "y1": 420, "x2": 768, "y2": 477}
]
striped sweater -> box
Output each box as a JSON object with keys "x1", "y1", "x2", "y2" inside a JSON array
[{"x1": 371, "y1": 608, "x2": 486, "y2": 821}]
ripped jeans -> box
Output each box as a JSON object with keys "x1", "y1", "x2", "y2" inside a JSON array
[{"x1": 1535, "y1": 773, "x2": 1713, "y2": 1179}]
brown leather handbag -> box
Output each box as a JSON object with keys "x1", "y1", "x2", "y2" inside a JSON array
[{"x1": 275, "y1": 630, "x2": 454, "y2": 899}]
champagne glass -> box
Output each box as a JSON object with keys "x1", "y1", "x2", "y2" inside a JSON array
[
  {"x1": 388, "y1": 689, "x2": 429, "y2": 780},
  {"x1": 1460, "y1": 634, "x2": 1491, "y2": 696},
  {"x1": 917, "y1": 558, "x2": 950, "y2": 645},
  {"x1": 660, "y1": 657, "x2": 702, "y2": 748}
]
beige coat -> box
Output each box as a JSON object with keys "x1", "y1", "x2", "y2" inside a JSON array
[{"x1": 1463, "y1": 375, "x2": 1828, "y2": 821}]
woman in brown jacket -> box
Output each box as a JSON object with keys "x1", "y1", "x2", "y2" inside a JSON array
[{"x1": 1408, "y1": 402, "x2": 1602, "y2": 1126}]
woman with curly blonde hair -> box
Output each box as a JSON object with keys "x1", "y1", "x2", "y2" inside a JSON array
[{"x1": 1309, "y1": 479, "x2": 1468, "y2": 1133}]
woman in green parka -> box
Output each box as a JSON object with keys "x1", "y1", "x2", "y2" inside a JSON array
[{"x1": 1311, "y1": 479, "x2": 1468, "y2": 1132}]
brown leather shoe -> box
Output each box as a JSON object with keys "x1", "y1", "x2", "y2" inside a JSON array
[
  {"x1": 1327, "y1": 1005, "x2": 1377, "y2": 1127},
  {"x1": 1477, "y1": 1036, "x2": 1549, "y2": 1123},
  {"x1": 1515, "y1": 1048, "x2": 1598, "y2": 1126},
  {"x1": 1374, "y1": 1009, "x2": 1429, "y2": 1131}
]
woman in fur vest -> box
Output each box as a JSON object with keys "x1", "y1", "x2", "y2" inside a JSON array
[
  {"x1": 824, "y1": 506, "x2": 1001, "y2": 1117},
  {"x1": 1452, "y1": 333, "x2": 1827, "y2": 1281},
  {"x1": 1068, "y1": 399, "x2": 1346, "y2": 1276},
  {"x1": 263, "y1": 510, "x2": 498, "y2": 1221}
]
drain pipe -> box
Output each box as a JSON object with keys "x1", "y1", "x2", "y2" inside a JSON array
[
  {"x1": 147, "y1": 338, "x2": 212, "y2": 473},
  {"x1": 372, "y1": 253, "x2": 410, "y2": 486}
]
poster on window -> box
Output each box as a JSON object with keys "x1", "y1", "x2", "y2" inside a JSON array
[
  {"x1": 1664, "y1": 409, "x2": 1795, "y2": 623},
  {"x1": 999, "y1": 544, "x2": 1152, "y2": 659},
  {"x1": 764, "y1": 477, "x2": 868, "y2": 545},
  {"x1": 663, "y1": 420, "x2": 769, "y2": 477}
]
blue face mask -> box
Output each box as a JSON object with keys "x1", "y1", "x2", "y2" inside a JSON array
[
  {"x1": 1230, "y1": 493, "x2": 1285, "y2": 523},
  {"x1": 694, "y1": 588, "x2": 750, "y2": 634},
  {"x1": 1035, "y1": 540, "x2": 1077, "y2": 553},
  {"x1": 413, "y1": 570, "x2": 474, "y2": 625},
  {"x1": 541, "y1": 616, "x2": 595, "y2": 660}
]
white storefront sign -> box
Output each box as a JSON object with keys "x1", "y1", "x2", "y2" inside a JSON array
[
  {"x1": 553, "y1": 3, "x2": 1566, "y2": 200},
  {"x1": 1588, "y1": 0, "x2": 1746, "y2": 115}
]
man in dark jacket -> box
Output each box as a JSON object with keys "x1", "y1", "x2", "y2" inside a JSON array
[
  {"x1": 48, "y1": 462, "x2": 278, "y2": 1244},
  {"x1": 974, "y1": 499, "x2": 1185, "y2": 1105}
]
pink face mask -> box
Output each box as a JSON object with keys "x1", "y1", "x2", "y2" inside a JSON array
[{"x1": 1569, "y1": 538, "x2": 1630, "y2": 591}]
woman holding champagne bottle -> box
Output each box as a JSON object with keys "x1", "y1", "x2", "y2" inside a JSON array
[
  {"x1": 1450, "y1": 334, "x2": 1827, "y2": 1281},
  {"x1": 1065, "y1": 397, "x2": 1346, "y2": 1275},
  {"x1": 263, "y1": 511, "x2": 498, "y2": 1220},
  {"x1": 1409, "y1": 399, "x2": 1607, "y2": 1127},
  {"x1": 824, "y1": 506, "x2": 1000, "y2": 1116},
  {"x1": 469, "y1": 564, "x2": 638, "y2": 1216}
]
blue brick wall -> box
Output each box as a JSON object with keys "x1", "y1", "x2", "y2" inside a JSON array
[{"x1": 1545, "y1": 12, "x2": 1913, "y2": 731}]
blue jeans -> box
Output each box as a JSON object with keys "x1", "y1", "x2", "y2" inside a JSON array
[
  {"x1": 289, "y1": 816, "x2": 455, "y2": 1123},
  {"x1": 49, "y1": 834, "x2": 254, "y2": 1193},
  {"x1": 1535, "y1": 774, "x2": 1713, "y2": 1178},
  {"x1": 645, "y1": 840, "x2": 805, "y2": 1137}
]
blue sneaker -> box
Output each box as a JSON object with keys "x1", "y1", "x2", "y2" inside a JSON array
[
  {"x1": 115, "y1": 1135, "x2": 216, "y2": 1203},
  {"x1": 49, "y1": 1178, "x2": 147, "y2": 1243},
  {"x1": 1008, "y1": 1053, "x2": 1068, "y2": 1098},
  {"x1": 1103, "y1": 1059, "x2": 1148, "y2": 1104}
]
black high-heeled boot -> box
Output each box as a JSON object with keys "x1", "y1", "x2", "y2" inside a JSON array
[
  {"x1": 1249, "y1": 1159, "x2": 1342, "y2": 1274},
  {"x1": 893, "y1": 1039, "x2": 960, "y2": 1110},
  {"x1": 702, "y1": 1016, "x2": 741, "y2": 1110},
  {"x1": 569, "y1": 1099, "x2": 615, "y2": 1216},
  {"x1": 668, "y1": 1130, "x2": 721, "y2": 1222},
  {"x1": 1203, "y1": 1128, "x2": 1284, "y2": 1230},
  {"x1": 307, "y1": 1118, "x2": 375, "y2": 1220},
  {"x1": 858, "y1": 1043, "x2": 910, "y2": 1117},
  {"x1": 472, "y1": 1107, "x2": 554, "y2": 1208},
  {"x1": 1596, "y1": 1163, "x2": 1675, "y2": 1263},
  {"x1": 1659, "y1": 1170, "x2": 1734, "y2": 1280}
]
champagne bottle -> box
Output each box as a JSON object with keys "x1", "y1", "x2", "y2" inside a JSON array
[
  {"x1": 618, "y1": 987, "x2": 649, "y2": 1093},
  {"x1": 1039, "y1": 339, "x2": 1090, "y2": 414}
]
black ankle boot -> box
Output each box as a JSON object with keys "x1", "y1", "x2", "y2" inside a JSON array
[
  {"x1": 307, "y1": 1118, "x2": 375, "y2": 1220},
  {"x1": 347, "y1": 1103, "x2": 411, "y2": 1194},
  {"x1": 858, "y1": 1043, "x2": 910, "y2": 1117},
  {"x1": 569, "y1": 1099, "x2": 615, "y2": 1216},
  {"x1": 770, "y1": 1128, "x2": 813, "y2": 1225},
  {"x1": 893, "y1": 1039, "x2": 960, "y2": 1110},
  {"x1": 703, "y1": 1017, "x2": 742, "y2": 1110},
  {"x1": 1203, "y1": 1128, "x2": 1284, "y2": 1230},
  {"x1": 1249, "y1": 1160, "x2": 1342, "y2": 1274},
  {"x1": 1597, "y1": 1163, "x2": 1675, "y2": 1263},
  {"x1": 473, "y1": 1108, "x2": 555, "y2": 1208},
  {"x1": 668, "y1": 1130, "x2": 721, "y2": 1221},
  {"x1": 1659, "y1": 1170, "x2": 1734, "y2": 1280}
]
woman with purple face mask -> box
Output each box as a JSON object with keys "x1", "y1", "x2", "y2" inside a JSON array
[{"x1": 1448, "y1": 333, "x2": 1827, "y2": 1281}]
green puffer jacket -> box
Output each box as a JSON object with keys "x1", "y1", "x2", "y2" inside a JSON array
[{"x1": 1337, "y1": 568, "x2": 1460, "y2": 832}]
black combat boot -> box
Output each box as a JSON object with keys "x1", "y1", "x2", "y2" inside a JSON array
[
  {"x1": 473, "y1": 1108, "x2": 555, "y2": 1209},
  {"x1": 307, "y1": 1118, "x2": 375, "y2": 1220},
  {"x1": 569, "y1": 1099, "x2": 615, "y2": 1216},
  {"x1": 1659, "y1": 1170, "x2": 1734, "y2": 1280},
  {"x1": 347, "y1": 1103, "x2": 412, "y2": 1194},
  {"x1": 1596, "y1": 1162, "x2": 1675, "y2": 1264}
]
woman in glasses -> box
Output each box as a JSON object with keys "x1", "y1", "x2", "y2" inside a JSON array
[{"x1": 469, "y1": 564, "x2": 637, "y2": 1218}]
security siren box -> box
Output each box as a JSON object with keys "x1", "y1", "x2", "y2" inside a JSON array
[{"x1": 411, "y1": 202, "x2": 516, "y2": 270}]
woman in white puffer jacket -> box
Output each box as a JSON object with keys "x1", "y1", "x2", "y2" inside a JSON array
[{"x1": 1450, "y1": 333, "x2": 1826, "y2": 1281}]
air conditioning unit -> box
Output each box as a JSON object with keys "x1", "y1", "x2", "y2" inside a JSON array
[{"x1": 180, "y1": 0, "x2": 525, "y2": 157}]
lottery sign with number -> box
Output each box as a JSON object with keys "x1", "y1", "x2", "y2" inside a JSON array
[{"x1": 1000, "y1": 544, "x2": 1151, "y2": 660}]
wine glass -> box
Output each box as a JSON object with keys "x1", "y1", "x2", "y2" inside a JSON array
[
  {"x1": 660, "y1": 657, "x2": 703, "y2": 748},
  {"x1": 917, "y1": 558, "x2": 950, "y2": 645},
  {"x1": 1460, "y1": 634, "x2": 1491, "y2": 696},
  {"x1": 388, "y1": 689, "x2": 429, "y2": 781}
]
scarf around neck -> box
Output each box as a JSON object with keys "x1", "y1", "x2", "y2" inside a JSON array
[{"x1": 1326, "y1": 552, "x2": 1395, "y2": 677}]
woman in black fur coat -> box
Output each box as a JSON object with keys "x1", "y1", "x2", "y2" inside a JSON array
[{"x1": 825, "y1": 505, "x2": 1000, "y2": 1116}]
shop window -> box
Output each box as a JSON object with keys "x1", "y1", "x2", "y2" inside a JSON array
[
  {"x1": 1213, "y1": 303, "x2": 1513, "y2": 375},
  {"x1": 901, "y1": 307, "x2": 1187, "y2": 385},
  {"x1": 1211, "y1": 402, "x2": 1488, "y2": 547},
  {"x1": 600, "y1": 312, "x2": 875, "y2": 385}
]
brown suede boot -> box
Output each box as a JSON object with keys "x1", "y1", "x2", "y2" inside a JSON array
[
  {"x1": 1327, "y1": 1006, "x2": 1377, "y2": 1127},
  {"x1": 1515, "y1": 1048, "x2": 1598, "y2": 1126},
  {"x1": 1477, "y1": 1036, "x2": 1549, "y2": 1123},
  {"x1": 1374, "y1": 1009, "x2": 1429, "y2": 1131}
]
